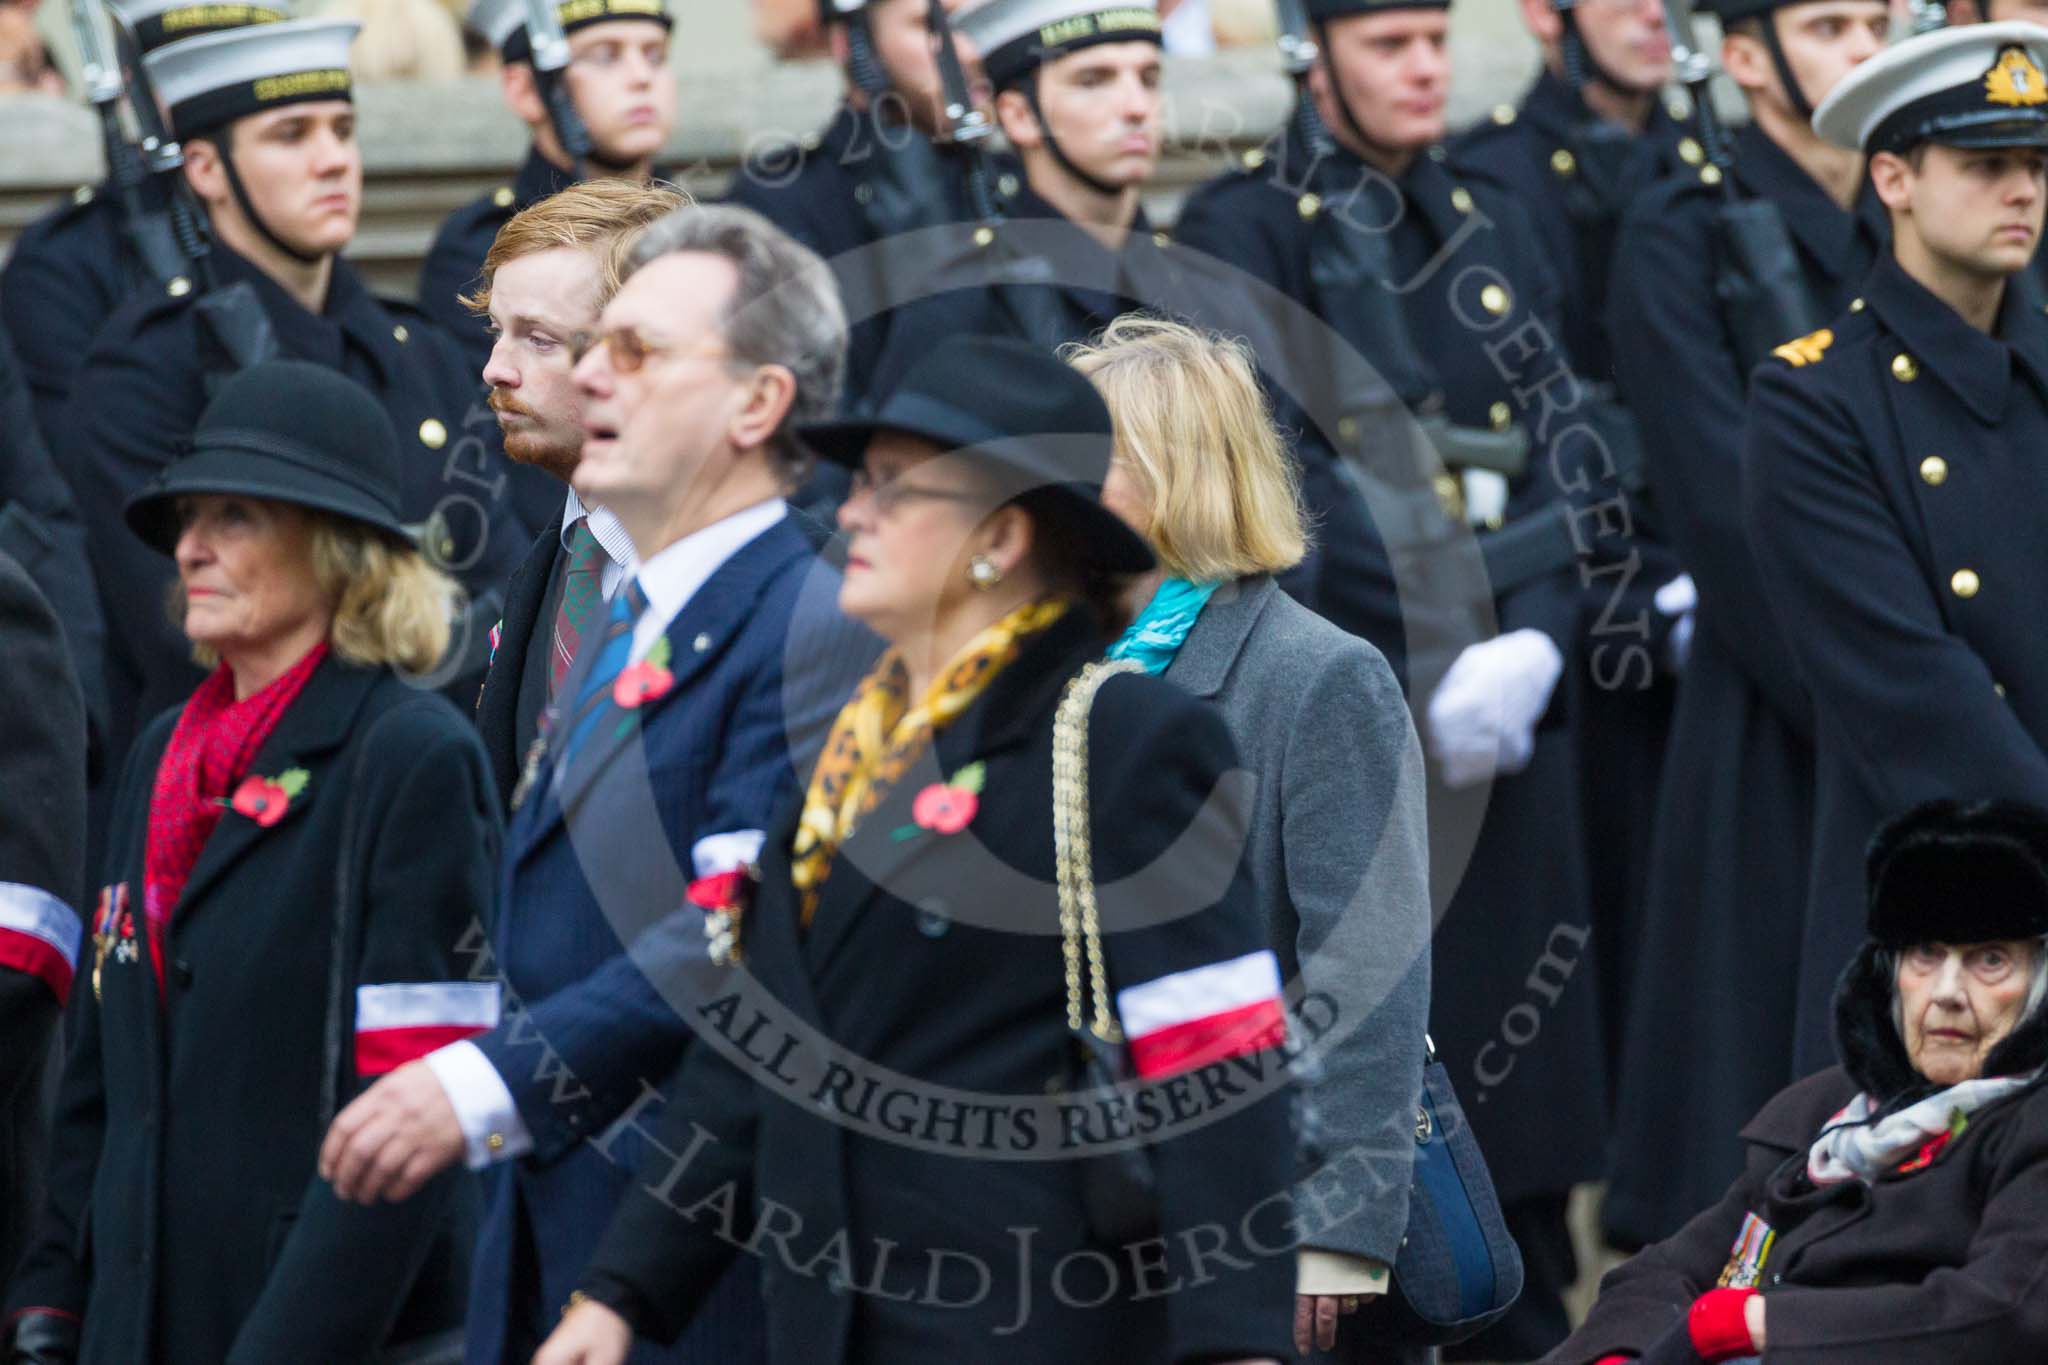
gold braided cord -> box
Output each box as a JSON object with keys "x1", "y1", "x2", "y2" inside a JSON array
[{"x1": 1053, "y1": 660, "x2": 1141, "y2": 1041}]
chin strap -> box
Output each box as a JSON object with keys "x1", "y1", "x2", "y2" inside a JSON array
[
  {"x1": 1556, "y1": 1, "x2": 1640, "y2": 99},
  {"x1": 217, "y1": 143, "x2": 326, "y2": 267},
  {"x1": 1311, "y1": 19, "x2": 1384, "y2": 162},
  {"x1": 1759, "y1": 10, "x2": 1814, "y2": 124},
  {"x1": 1021, "y1": 73, "x2": 1126, "y2": 199}
]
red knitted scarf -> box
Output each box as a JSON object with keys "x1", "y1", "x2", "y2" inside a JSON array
[{"x1": 142, "y1": 643, "x2": 328, "y2": 992}]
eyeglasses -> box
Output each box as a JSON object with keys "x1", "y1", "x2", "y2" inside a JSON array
[
  {"x1": 569, "y1": 326, "x2": 726, "y2": 375},
  {"x1": 847, "y1": 467, "x2": 985, "y2": 517}
]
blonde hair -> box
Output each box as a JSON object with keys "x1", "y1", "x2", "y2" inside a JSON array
[
  {"x1": 461, "y1": 179, "x2": 694, "y2": 318},
  {"x1": 1065, "y1": 315, "x2": 1308, "y2": 581},
  {"x1": 310, "y1": 518, "x2": 456, "y2": 673},
  {"x1": 177, "y1": 507, "x2": 456, "y2": 673}
]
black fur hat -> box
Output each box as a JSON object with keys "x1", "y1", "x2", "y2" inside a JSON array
[{"x1": 1833, "y1": 799, "x2": 2048, "y2": 1100}]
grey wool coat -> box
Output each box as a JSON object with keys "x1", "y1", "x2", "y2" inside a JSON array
[{"x1": 1166, "y1": 574, "x2": 1432, "y2": 1267}]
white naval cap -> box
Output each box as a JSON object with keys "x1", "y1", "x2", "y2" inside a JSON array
[
  {"x1": 111, "y1": 0, "x2": 290, "y2": 55},
  {"x1": 1813, "y1": 20, "x2": 2048, "y2": 155},
  {"x1": 956, "y1": 0, "x2": 1161, "y2": 89},
  {"x1": 466, "y1": 0, "x2": 668, "y2": 62},
  {"x1": 143, "y1": 16, "x2": 358, "y2": 138}
]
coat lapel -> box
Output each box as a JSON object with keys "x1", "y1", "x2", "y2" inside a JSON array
[
  {"x1": 799, "y1": 612, "x2": 1102, "y2": 974},
  {"x1": 1162, "y1": 575, "x2": 1273, "y2": 701},
  {"x1": 172, "y1": 659, "x2": 381, "y2": 924},
  {"x1": 517, "y1": 518, "x2": 810, "y2": 860}
]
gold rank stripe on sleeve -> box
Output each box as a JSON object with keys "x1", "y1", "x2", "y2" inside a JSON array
[{"x1": 1772, "y1": 328, "x2": 1835, "y2": 368}]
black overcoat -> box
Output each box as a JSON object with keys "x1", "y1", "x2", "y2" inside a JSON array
[
  {"x1": 474, "y1": 510, "x2": 564, "y2": 812},
  {"x1": 573, "y1": 610, "x2": 1298, "y2": 1363},
  {"x1": 1546, "y1": 1067, "x2": 2048, "y2": 1363},
  {"x1": 1745, "y1": 256, "x2": 2048, "y2": 1070},
  {"x1": 0, "y1": 184, "x2": 141, "y2": 444},
  {"x1": 5, "y1": 658, "x2": 499, "y2": 1363},
  {"x1": 1174, "y1": 134, "x2": 1608, "y2": 1204},
  {"x1": 1598, "y1": 124, "x2": 1888, "y2": 1245}
]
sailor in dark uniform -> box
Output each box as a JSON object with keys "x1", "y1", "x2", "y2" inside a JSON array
[
  {"x1": 1174, "y1": 2, "x2": 1601, "y2": 1356},
  {"x1": 1747, "y1": 20, "x2": 2048, "y2": 1084},
  {"x1": 1598, "y1": 0, "x2": 1888, "y2": 1249},
  {"x1": 0, "y1": 0, "x2": 287, "y2": 445},
  {"x1": 415, "y1": 0, "x2": 675, "y2": 372},
  {"x1": 861, "y1": 0, "x2": 1199, "y2": 391},
  {"x1": 64, "y1": 19, "x2": 535, "y2": 764},
  {"x1": 1452, "y1": 0, "x2": 1700, "y2": 1110},
  {"x1": 723, "y1": 0, "x2": 1003, "y2": 409}
]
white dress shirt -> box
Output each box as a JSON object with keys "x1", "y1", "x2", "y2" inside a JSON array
[{"x1": 423, "y1": 496, "x2": 789, "y2": 1170}]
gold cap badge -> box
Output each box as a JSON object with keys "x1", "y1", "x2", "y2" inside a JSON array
[{"x1": 1987, "y1": 46, "x2": 2047, "y2": 108}]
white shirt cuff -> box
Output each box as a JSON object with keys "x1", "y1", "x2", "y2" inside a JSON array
[
  {"x1": 422, "y1": 1039, "x2": 534, "y2": 1169},
  {"x1": 1297, "y1": 1248, "x2": 1390, "y2": 1296}
]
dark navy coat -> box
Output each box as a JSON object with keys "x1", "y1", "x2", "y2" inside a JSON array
[
  {"x1": 5, "y1": 658, "x2": 495, "y2": 1364},
  {"x1": 0, "y1": 184, "x2": 144, "y2": 444},
  {"x1": 1454, "y1": 70, "x2": 1699, "y2": 1093},
  {"x1": 474, "y1": 509, "x2": 565, "y2": 812},
  {"x1": 723, "y1": 102, "x2": 1002, "y2": 412},
  {"x1": 1599, "y1": 124, "x2": 1888, "y2": 1247},
  {"x1": 1745, "y1": 256, "x2": 2048, "y2": 1070},
  {"x1": 1174, "y1": 133, "x2": 1607, "y2": 1203},
  {"x1": 573, "y1": 608, "x2": 1298, "y2": 1364},
  {"x1": 462, "y1": 514, "x2": 868, "y2": 1365},
  {"x1": 62, "y1": 245, "x2": 537, "y2": 748}
]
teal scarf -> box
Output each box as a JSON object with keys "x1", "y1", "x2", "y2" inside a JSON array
[{"x1": 1108, "y1": 577, "x2": 1220, "y2": 676}]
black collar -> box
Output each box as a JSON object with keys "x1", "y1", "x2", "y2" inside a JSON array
[
  {"x1": 1000, "y1": 179, "x2": 1155, "y2": 248},
  {"x1": 1866, "y1": 255, "x2": 2048, "y2": 423},
  {"x1": 210, "y1": 243, "x2": 394, "y2": 385},
  {"x1": 1732, "y1": 123, "x2": 1887, "y2": 278}
]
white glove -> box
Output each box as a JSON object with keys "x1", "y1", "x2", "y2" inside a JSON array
[
  {"x1": 1656, "y1": 573, "x2": 1698, "y2": 673},
  {"x1": 1426, "y1": 628, "x2": 1565, "y2": 789}
]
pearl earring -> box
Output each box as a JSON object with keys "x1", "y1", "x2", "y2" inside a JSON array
[{"x1": 968, "y1": 554, "x2": 1003, "y2": 590}]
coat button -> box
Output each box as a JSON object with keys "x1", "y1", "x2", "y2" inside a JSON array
[
  {"x1": 693, "y1": 632, "x2": 712, "y2": 653},
  {"x1": 167, "y1": 276, "x2": 192, "y2": 298},
  {"x1": 853, "y1": 182, "x2": 874, "y2": 206},
  {"x1": 1433, "y1": 473, "x2": 1464, "y2": 521},
  {"x1": 392, "y1": 324, "x2": 409, "y2": 344},
  {"x1": 486, "y1": 1132, "x2": 506, "y2": 1152},
  {"x1": 916, "y1": 902, "x2": 950, "y2": 938},
  {"x1": 1699, "y1": 164, "x2": 1724, "y2": 187},
  {"x1": 1850, "y1": 297, "x2": 1865, "y2": 312},
  {"x1": 1152, "y1": 230, "x2": 1171, "y2": 249},
  {"x1": 1951, "y1": 568, "x2": 1982, "y2": 599},
  {"x1": 1451, "y1": 187, "x2": 1475, "y2": 214},
  {"x1": 973, "y1": 225, "x2": 996, "y2": 248},
  {"x1": 1919, "y1": 456, "x2": 1949, "y2": 486},
  {"x1": 1550, "y1": 148, "x2": 1576, "y2": 176},
  {"x1": 1242, "y1": 147, "x2": 1267, "y2": 171},
  {"x1": 492, "y1": 186, "x2": 515, "y2": 208},
  {"x1": 73, "y1": 184, "x2": 95, "y2": 205},
  {"x1": 419, "y1": 418, "x2": 448, "y2": 449},
  {"x1": 1480, "y1": 284, "x2": 1511, "y2": 317},
  {"x1": 1996, "y1": 682, "x2": 2009, "y2": 698},
  {"x1": 1489, "y1": 401, "x2": 1512, "y2": 431},
  {"x1": 998, "y1": 173, "x2": 1021, "y2": 198},
  {"x1": 1679, "y1": 137, "x2": 1704, "y2": 166},
  {"x1": 1297, "y1": 193, "x2": 1322, "y2": 220},
  {"x1": 1893, "y1": 353, "x2": 1920, "y2": 382},
  {"x1": 1491, "y1": 104, "x2": 1516, "y2": 126},
  {"x1": 1337, "y1": 416, "x2": 1359, "y2": 443}
]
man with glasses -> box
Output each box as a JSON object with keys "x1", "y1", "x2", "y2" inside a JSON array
[
  {"x1": 461, "y1": 181, "x2": 685, "y2": 808},
  {"x1": 417, "y1": 0, "x2": 676, "y2": 375},
  {"x1": 1599, "y1": 0, "x2": 1888, "y2": 1250},
  {"x1": 320, "y1": 203, "x2": 869, "y2": 1365}
]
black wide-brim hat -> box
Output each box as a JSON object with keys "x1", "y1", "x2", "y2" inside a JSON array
[
  {"x1": 126, "y1": 359, "x2": 413, "y2": 555},
  {"x1": 799, "y1": 335, "x2": 1156, "y2": 575}
]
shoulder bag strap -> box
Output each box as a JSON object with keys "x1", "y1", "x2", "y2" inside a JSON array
[{"x1": 1052, "y1": 659, "x2": 1143, "y2": 1043}]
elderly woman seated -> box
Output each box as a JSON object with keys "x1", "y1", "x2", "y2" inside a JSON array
[{"x1": 1547, "y1": 798, "x2": 2048, "y2": 1365}]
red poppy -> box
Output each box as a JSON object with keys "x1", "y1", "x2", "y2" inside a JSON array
[
  {"x1": 230, "y1": 776, "x2": 293, "y2": 827},
  {"x1": 687, "y1": 869, "x2": 752, "y2": 913},
  {"x1": 614, "y1": 660, "x2": 675, "y2": 709},
  {"x1": 912, "y1": 783, "x2": 979, "y2": 836}
]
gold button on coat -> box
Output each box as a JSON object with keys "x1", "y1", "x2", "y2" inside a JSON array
[
  {"x1": 1678, "y1": 138, "x2": 1704, "y2": 166},
  {"x1": 491, "y1": 186, "x2": 515, "y2": 209},
  {"x1": 1480, "y1": 284, "x2": 1511, "y2": 316},
  {"x1": 1919, "y1": 456, "x2": 1949, "y2": 486},
  {"x1": 1242, "y1": 147, "x2": 1266, "y2": 171},
  {"x1": 1298, "y1": 193, "x2": 1322, "y2": 219},
  {"x1": 1700, "y1": 165, "x2": 1723, "y2": 186},
  {"x1": 419, "y1": 418, "x2": 448, "y2": 449},
  {"x1": 1849, "y1": 297, "x2": 1865, "y2": 312},
  {"x1": 1491, "y1": 104, "x2": 1516, "y2": 126},
  {"x1": 1550, "y1": 148, "x2": 1576, "y2": 176},
  {"x1": 1489, "y1": 401, "x2": 1512, "y2": 431},
  {"x1": 973, "y1": 225, "x2": 996, "y2": 247},
  {"x1": 1951, "y1": 568, "x2": 1981, "y2": 599},
  {"x1": 1451, "y1": 187, "x2": 1474, "y2": 214},
  {"x1": 1337, "y1": 417, "x2": 1359, "y2": 443},
  {"x1": 167, "y1": 277, "x2": 192, "y2": 297},
  {"x1": 1433, "y1": 473, "x2": 1464, "y2": 520},
  {"x1": 1892, "y1": 353, "x2": 1919, "y2": 382},
  {"x1": 392, "y1": 324, "x2": 409, "y2": 344}
]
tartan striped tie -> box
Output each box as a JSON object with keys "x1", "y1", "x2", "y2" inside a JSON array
[
  {"x1": 557, "y1": 577, "x2": 647, "y2": 771},
  {"x1": 549, "y1": 519, "x2": 605, "y2": 699}
]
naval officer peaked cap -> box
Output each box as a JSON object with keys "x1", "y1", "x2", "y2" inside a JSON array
[
  {"x1": 466, "y1": 0, "x2": 670, "y2": 64},
  {"x1": 111, "y1": 0, "x2": 290, "y2": 56},
  {"x1": 958, "y1": 0, "x2": 1161, "y2": 90},
  {"x1": 143, "y1": 16, "x2": 357, "y2": 139},
  {"x1": 1813, "y1": 20, "x2": 2048, "y2": 155}
]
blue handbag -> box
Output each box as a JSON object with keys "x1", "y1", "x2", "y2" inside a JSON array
[{"x1": 1362, "y1": 1036, "x2": 1525, "y2": 1346}]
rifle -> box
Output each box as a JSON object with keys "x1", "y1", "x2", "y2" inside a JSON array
[
  {"x1": 113, "y1": 10, "x2": 278, "y2": 374},
  {"x1": 69, "y1": 0, "x2": 191, "y2": 288},
  {"x1": 926, "y1": 0, "x2": 998, "y2": 222},
  {"x1": 521, "y1": 0, "x2": 592, "y2": 175},
  {"x1": 1661, "y1": 0, "x2": 1823, "y2": 372}
]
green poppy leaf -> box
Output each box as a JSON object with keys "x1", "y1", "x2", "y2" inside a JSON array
[
  {"x1": 951, "y1": 761, "x2": 987, "y2": 794},
  {"x1": 275, "y1": 768, "x2": 311, "y2": 797}
]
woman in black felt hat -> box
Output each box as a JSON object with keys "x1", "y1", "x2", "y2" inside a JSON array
[
  {"x1": 4, "y1": 361, "x2": 498, "y2": 1365},
  {"x1": 1546, "y1": 798, "x2": 2048, "y2": 1365},
  {"x1": 535, "y1": 336, "x2": 1298, "y2": 1365}
]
